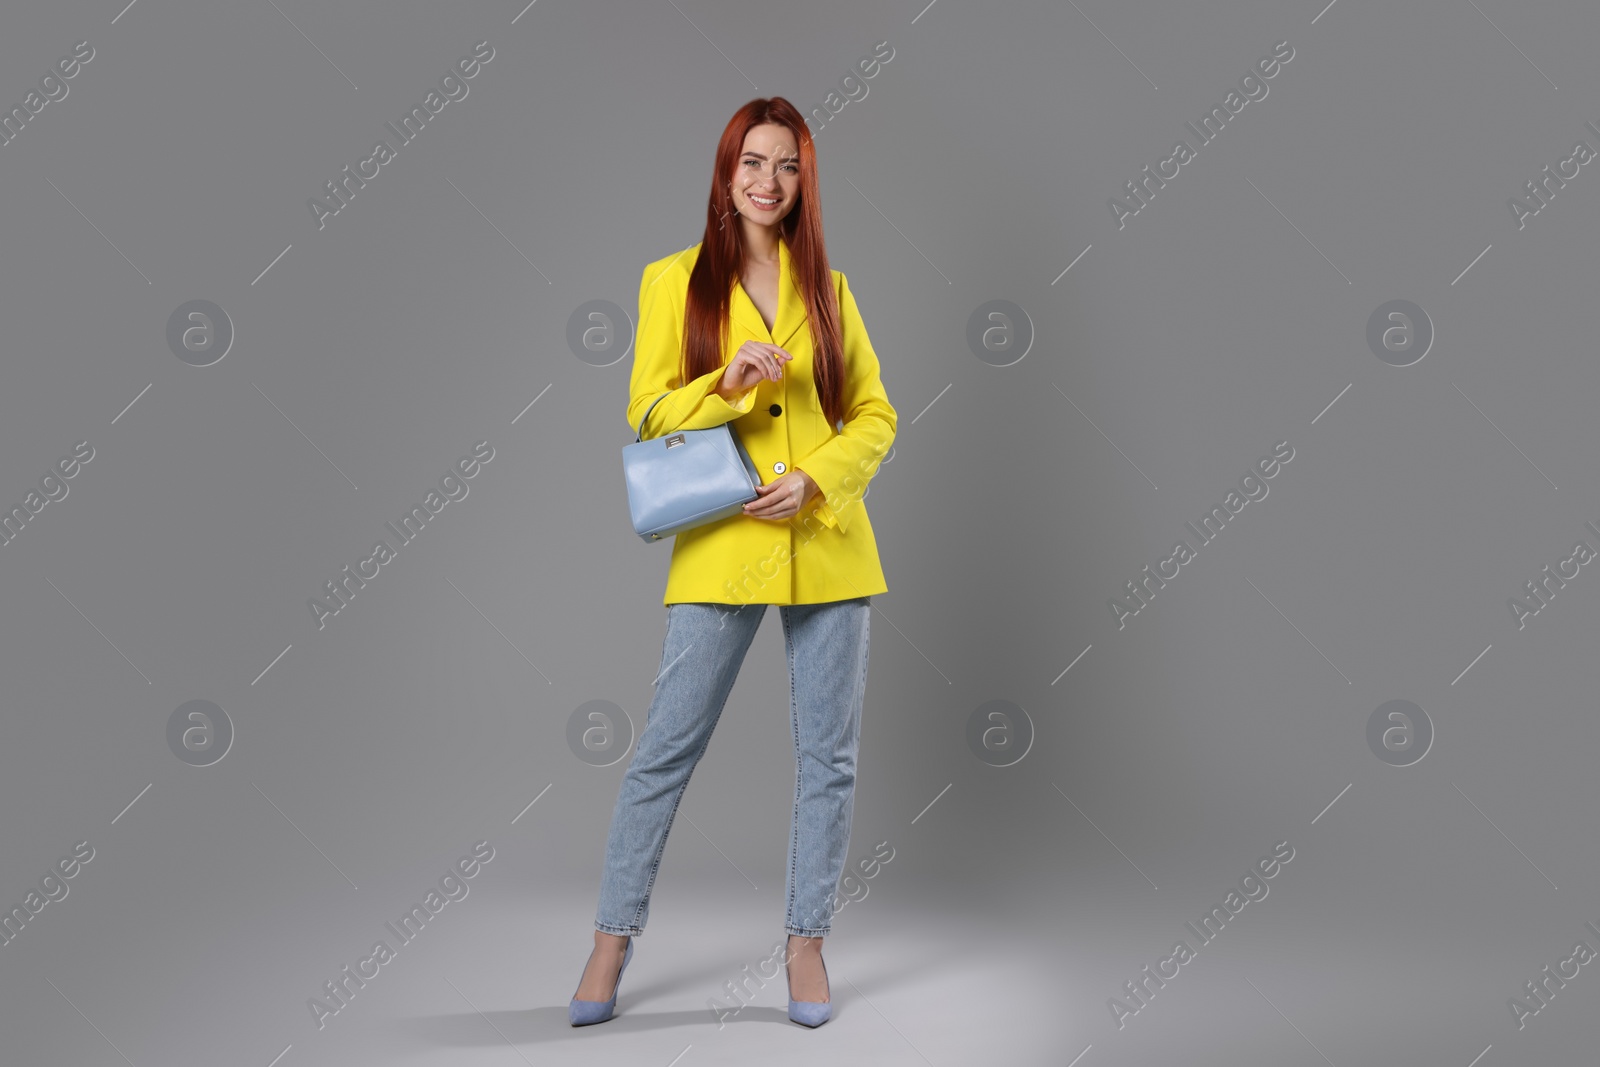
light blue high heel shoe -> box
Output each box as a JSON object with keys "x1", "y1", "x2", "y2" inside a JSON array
[
  {"x1": 569, "y1": 936, "x2": 634, "y2": 1026},
  {"x1": 786, "y1": 950, "x2": 831, "y2": 1027}
]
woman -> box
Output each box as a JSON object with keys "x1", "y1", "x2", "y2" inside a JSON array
[{"x1": 571, "y1": 97, "x2": 896, "y2": 1029}]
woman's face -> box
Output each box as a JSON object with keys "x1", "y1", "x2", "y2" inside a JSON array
[{"x1": 730, "y1": 123, "x2": 800, "y2": 230}]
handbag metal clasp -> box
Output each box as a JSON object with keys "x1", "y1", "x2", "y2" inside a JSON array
[{"x1": 665, "y1": 433, "x2": 685, "y2": 448}]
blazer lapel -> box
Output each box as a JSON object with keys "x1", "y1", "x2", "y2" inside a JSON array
[
  {"x1": 728, "y1": 277, "x2": 770, "y2": 343},
  {"x1": 771, "y1": 236, "x2": 808, "y2": 349},
  {"x1": 728, "y1": 236, "x2": 809, "y2": 349}
]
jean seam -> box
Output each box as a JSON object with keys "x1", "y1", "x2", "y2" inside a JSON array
[
  {"x1": 784, "y1": 606, "x2": 802, "y2": 933},
  {"x1": 808, "y1": 599, "x2": 868, "y2": 937},
  {"x1": 781, "y1": 598, "x2": 871, "y2": 938},
  {"x1": 624, "y1": 606, "x2": 682, "y2": 930},
  {"x1": 628, "y1": 604, "x2": 760, "y2": 934}
]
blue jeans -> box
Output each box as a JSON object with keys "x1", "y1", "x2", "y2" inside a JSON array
[{"x1": 594, "y1": 597, "x2": 871, "y2": 939}]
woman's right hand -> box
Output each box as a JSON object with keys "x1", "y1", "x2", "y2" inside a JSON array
[{"x1": 717, "y1": 341, "x2": 792, "y2": 398}]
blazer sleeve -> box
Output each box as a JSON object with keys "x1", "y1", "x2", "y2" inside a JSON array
[
  {"x1": 626, "y1": 258, "x2": 758, "y2": 440},
  {"x1": 794, "y1": 272, "x2": 897, "y2": 536}
]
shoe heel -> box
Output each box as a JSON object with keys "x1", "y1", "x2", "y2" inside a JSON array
[
  {"x1": 569, "y1": 936, "x2": 634, "y2": 1026},
  {"x1": 786, "y1": 950, "x2": 832, "y2": 1028}
]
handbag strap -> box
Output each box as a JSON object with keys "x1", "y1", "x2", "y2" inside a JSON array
[{"x1": 635, "y1": 392, "x2": 671, "y2": 442}]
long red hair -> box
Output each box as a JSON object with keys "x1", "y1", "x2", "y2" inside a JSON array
[{"x1": 681, "y1": 98, "x2": 845, "y2": 430}]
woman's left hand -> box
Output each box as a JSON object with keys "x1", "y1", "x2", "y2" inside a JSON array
[{"x1": 743, "y1": 470, "x2": 820, "y2": 521}]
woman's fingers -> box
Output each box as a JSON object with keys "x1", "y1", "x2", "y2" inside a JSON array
[
  {"x1": 740, "y1": 342, "x2": 791, "y2": 382},
  {"x1": 743, "y1": 475, "x2": 803, "y2": 519},
  {"x1": 754, "y1": 347, "x2": 778, "y2": 381},
  {"x1": 722, "y1": 343, "x2": 793, "y2": 396}
]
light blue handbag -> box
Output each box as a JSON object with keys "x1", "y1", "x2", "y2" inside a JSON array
[{"x1": 623, "y1": 392, "x2": 762, "y2": 542}]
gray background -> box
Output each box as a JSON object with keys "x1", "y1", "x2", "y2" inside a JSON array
[{"x1": 2, "y1": 0, "x2": 1597, "y2": 1063}]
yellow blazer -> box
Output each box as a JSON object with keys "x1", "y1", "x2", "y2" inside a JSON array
[{"x1": 627, "y1": 236, "x2": 897, "y2": 605}]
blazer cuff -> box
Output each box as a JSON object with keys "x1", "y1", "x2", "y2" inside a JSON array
[
  {"x1": 800, "y1": 493, "x2": 842, "y2": 531},
  {"x1": 792, "y1": 436, "x2": 889, "y2": 537},
  {"x1": 633, "y1": 366, "x2": 756, "y2": 439}
]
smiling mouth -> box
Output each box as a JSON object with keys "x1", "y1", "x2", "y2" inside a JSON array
[{"x1": 747, "y1": 193, "x2": 781, "y2": 208}]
